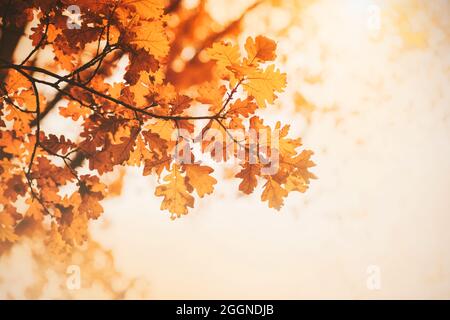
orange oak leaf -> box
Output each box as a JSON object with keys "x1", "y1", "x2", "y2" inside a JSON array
[
  {"x1": 236, "y1": 164, "x2": 261, "y2": 194},
  {"x1": 245, "y1": 35, "x2": 277, "y2": 63},
  {"x1": 197, "y1": 82, "x2": 227, "y2": 113},
  {"x1": 226, "y1": 97, "x2": 258, "y2": 118},
  {"x1": 59, "y1": 101, "x2": 92, "y2": 121},
  {"x1": 129, "y1": 20, "x2": 169, "y2": 59}
]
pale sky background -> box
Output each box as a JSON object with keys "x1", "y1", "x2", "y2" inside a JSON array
[{"x1": 1, "y1": 0, "x2": 449, "y2": 299}]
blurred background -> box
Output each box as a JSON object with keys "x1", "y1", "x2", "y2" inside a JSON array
[{"x1": 1, "y1": 0, "x2": 449, "y2": 299}]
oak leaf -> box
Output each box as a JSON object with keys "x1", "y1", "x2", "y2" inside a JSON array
[
  {"x1": 184, "y1": 165, "x2": 217, "y2": 198},
  {"x1": 0, "y1": 212, "x2": 18, "y2": 243},
  {"x1": 206, "y1": 41, "x2": 241, "y2": 81},
  {"x1": 261, "y1": 177, "x2": 288, "y2": 210},
  {"x1": 243, "y1": 65, "x2": 287, "y2": 107},
  {"x1": 155, "y1": 164, "x2": 194, "y2": 219},
  {"x1": 236, "y1": 164, "x2": 261, "y2": 194},
  {"x1": 227, "y1": 97, "x2": 258, "y2": 118},
  {"x1": 130, "y1": 20, "x2": 169, "y2": 59},
  {"x1": 59, "y1": 101, "x2": 92, "y2": 121},
  {"x1": 245, "y1": 35, "x2": 277, "y2": 63},
  {"x1": 197, "y1": 82, "x2": 226, "y2": 113}
]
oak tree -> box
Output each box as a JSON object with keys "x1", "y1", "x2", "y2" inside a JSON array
[{"x1": 0, "y1": 0, "x2": 316, "y2": 256}]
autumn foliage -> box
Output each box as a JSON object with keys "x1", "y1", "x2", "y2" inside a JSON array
[{"x1": 0, "y1": 0, "x2": 316, "y2": 255}]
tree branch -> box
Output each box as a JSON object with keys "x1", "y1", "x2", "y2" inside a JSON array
[
  {"x1": 20, "y1": 15, "x2": 50, "y2": 66},
  {"x1": 0, "y1": 62, "x2": 226, "y2": 121}
]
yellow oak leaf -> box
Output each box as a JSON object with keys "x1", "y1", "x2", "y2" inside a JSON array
[
  {"x1": 226, "y1": 64, "x2": 257, "y2": 80},
  {"x1": 146, "y1": 119, "x2": 176, "y2": 141},
  {"x1": 289, "y1": 150, "x2": 317, "y2": 184},
  {"x1": 121, "y1": 0, "x2": 165, "y2": 19},
  {"x1": 127, "y1": 135, "x2": 151, "y2": 166},
  {"x1": 184, "y1": 164, "x2": 217, "y2": 198},
  {"x1": 276, "y1": 122, "x2": 302, "y2": 158},
  {"x1": 206, "y1": 41, "x2": 240, "y2": 80},
  {"x1": 206, "y1": 42, "x2": 240, "y2": 68},
  {"x1": 284, "y1": 174, "x2": 308, "y2": 193},
  {"x1": 155, "y1": 164, "x2": 194, "y2": 219},
  {"x1": 130, "y1": 20, "x2": 169, "y2": 59},
  {"x1": 261, "y1": 177, "x2": 288, "y2": 210},
  {"x1": 243, "y1": 65, "x2": 287, "y2": 107},
  {"x1": 197, "y1": 82, "x2": 226, "y2": 113}
]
